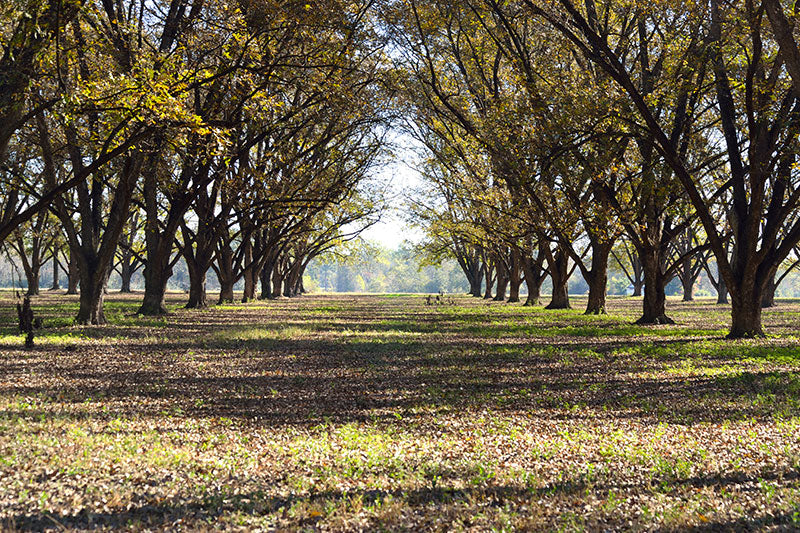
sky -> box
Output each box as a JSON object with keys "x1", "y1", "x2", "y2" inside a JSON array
[{"x1": 358, "y1": 136, "x2": 426, "y2": 249}]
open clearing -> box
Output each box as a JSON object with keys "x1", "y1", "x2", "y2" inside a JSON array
[{"x1": 1, "y1": 293, "x2": 799, "y2": 531}]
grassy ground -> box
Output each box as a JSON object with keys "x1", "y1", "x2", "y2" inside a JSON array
[{"x1": 0, "y1": 291, "x2": 799, "y2": 531}]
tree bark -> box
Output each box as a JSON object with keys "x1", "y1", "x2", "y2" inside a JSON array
[
  {"x1": 50, "y1": 252, "x2": 60, "y2": 290},
  {"x1": 636, "y1": 248, "x2": 674, "y2": 324},
  {"x1": 216, "y1": 245, "x2": 236, "y2": 304},
  {"x1": 680, "y1": 254, "x2": 694, "y2": 301},
  {"x1": 494, "y1": 262, "x2": 509, "y2": 301},
  {"x1": 483, "y1": 262, "x2": 495, "y2": 299},
  {"x1": 522, "y1": 246, "x2": 545, "y2": 306},
  {"x1": 469, "y1": 272, "x2": 483, "y2": 297},
  {"x1": 507, "y1": 249, "x2": 522, "y2": 303},
  {"x1": 632, "y1": 275, "x2": 643, "y2": 297},
  {"x1": 26, "y1": 269, "x2": 40, "y2": 296},
  {"x1": 67, "y1": 251, "x2": 79, "y2": 294},
  {"x1": 259, "y1": 260, "x2": 273, "y2": 299},
  {"x1": 119, "y1": 256, "x2": 133, "y2": 292},
  {"x1": 584, "y1": 241, "x2": 611, "y2": 315},
  {"x1": 138, "y1": 262, "x2": 172, "y2": 315},
  {"x1": 17, "y1": 245, "x2": 41, "y2": 296},
  {"x1": 761, "y1": 267, "x2": 777, "y2": 308},
  {"x1": 271, "y1": 261, "x2": 283, "y2": 298},
  {"x1": 241, "y1": 240, "x2": 256, "y2": 302},
  {"x1": 284, "y1": 260, "x2": 304, "y2": 297},
  {"x1": 717, "y1": 274, "x2": 729, "y2": 304},
  {"x1": 729, "y1": 284, "x2": 765, "y2": 338},
  {"x1": 185, "y1": 258, "x2": 209, "y2": 309},
  {"x1": 75, "y1": 266, "x2": 107, "y2": 324},
  {"x1": 545, "y1": 247, "x2": 571, "y2": 310}
]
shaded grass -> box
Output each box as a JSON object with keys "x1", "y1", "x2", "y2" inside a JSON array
[{"x1": 0, "y1": 292, "x2": 799, "y2": 530}]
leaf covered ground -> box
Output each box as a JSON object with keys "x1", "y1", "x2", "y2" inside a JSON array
[{"x1": 0, "y1": 292, "x2": 799, "y2": 531}]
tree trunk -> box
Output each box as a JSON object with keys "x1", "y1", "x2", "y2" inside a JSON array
[
  {"x1": 761, "y1": 267, "x2": 777, "y2": 308},
  {"x1": 75, "y1": 264, "x2": 107, "y2": 324},
  {"x1": 680, "y1": 255, "x2": 694, "y2": 301},
  {"x1": 284, "y1": 261, "x2": 303, "y2": 297},
  {"x1": 522, "y1": 248, "x2": 545, "y2": 307},
  {"x1": 283, "y1": 268, "x2": 294, "y2": 297},
  {"x1": 507, "y1": 250, "x2": 522, "y2": 303},
  {"x1": 729, "y1": 284, "x2": 765, "y2": 338},
  {"x1": 24, "y1": 264, "x2": 40, "y2": 296},
  {"x1": 483, "y1": 263, "x2": 494, "y2": 299},
  {"x1": 545, "y1": 248, "x2": 571, "y2": 310},
  {"x1": 185, "y1": 259, "x2": 208, "y2": 309},
  {"x1": 66, "y1": 251, "x2": 79, "y2": 294},
  {"x1": 138, "y1": 263, "x2": 172, "y2": 315},
  {"x1": 216, "y1": 246, "x2": 235, "y2": 304},
  {"x1": 119, "y1": 258, "x2": 132, "y2": 293},
  {"x1": 469, "y1": 267, "x2": 483, "y2": 297},
  {"x1": 296, "y1": 264, "x2": 307, "y2": 294},
  {"x1": 50, "y1": 251, "x2": 60, "y2": 290},
  {"x1": 524, "y1": 283, "x2": 541, "y2": 306},
  {"x1": 631, "y1": 254, "x2": 644, "y2": 297},
  {"x1": 469, "y1": 275, "x2": 482, "y2": 297},
  {"x1": 717, "y1": 275, "x2": 729, "y2": 304},
  {"x1": 584, "y1": 242, "x2": 610, "y2": 315},
  {"x1": 271, "y1": 261, "x2": 283, "y2": 299},
  {"x1": 494, "y1": 263, "x2": 509, "y2": 301},
  {"x1": 218, "y1": 278, "x2": 235, "y2": 303},
  {"x1": 259, "y1": 261, "x2": 273, "y2": 299},
  {"x1": 241, "y1": 240, "x2": 255, "y2": 303},
  {"x1": 242, "y1": 269, "x2": 256, "y2": 302},
  {"x1": 632, "y1": 278, "x2": 643, "y2": 297},
  {"x1": 636, "y1": 248, "x2": 673, "y2": 324}
]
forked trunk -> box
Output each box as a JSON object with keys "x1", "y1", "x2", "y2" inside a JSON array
[
  {"x1": 522, "y1": 251, "x2": 544, "y2": 307},
  {"x1": 75, "y1": 266, "x2": 107, "y2": 325},
  {"x1": 25, "y1": 269, "x2": 40, "y2": 296},
  {"x1": 636, "y1": 249, "x2": 673, "y2": 324}
]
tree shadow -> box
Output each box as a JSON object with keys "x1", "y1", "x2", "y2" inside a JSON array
[{"x1": 6, "y1": 470, "x2": 799, "y2": 531}]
